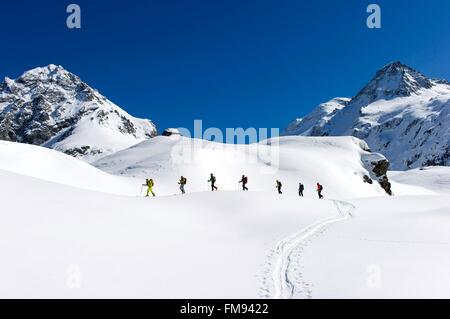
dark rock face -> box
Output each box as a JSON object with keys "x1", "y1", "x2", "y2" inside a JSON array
[
  {"x1": 64, "y1": 146, "x2": 102, "y2": 158},
  {"x1": 363, "y1": 175, "x2": 373, "y2": 184},
  {"x1": 162, "y1": 128, "x2": 181, "y2": 137},
  {"x1": 0, "y1": 64, "x2": 157, "y2": 162},
  {"x1": 358, "y1": 138, "x2": 393, "y2": 196},
  {"x1": 0, "y1": 100, "x2": 89, "y2": 145},
  {"x1": 371, "y1": 159, "x2": 390, "y2": 177},
  {"x1": 370, "y1": 159, "x2": 393, "y2": 196},
  {"x1": 422, "y1": 146, "x2": 450, "y2": 167},
  {"x1": 0, "y1": 65, "x2": 102, "y2": 146}
]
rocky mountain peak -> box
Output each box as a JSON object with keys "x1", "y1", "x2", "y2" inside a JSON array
[
  {"x1": 353, "y1": 61, "x2": 434, "y2": 103},
  {"x1": 16, "y1": 64, "x2": 75, "y2": 84},
  {"x1": 0, "y1": 65, "x2": 157, "y2": 162},
  {"x1": 284, "y1": 61, "x2": 450, "y2": 170}
]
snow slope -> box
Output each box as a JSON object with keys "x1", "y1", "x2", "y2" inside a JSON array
[
  {"x1": 284, "y1": 62, "x2": 450, "y2": 170},
  {"x1": 389, "y1": 166, "x2": 450, "y2": 195},
  {"x1": 0, "y1": 135, "x2": 390, "y2": 198},
  {"x1": 1, "y1": 168, "x2": 449, "y2": 298},
  {"x1": 284, "y1": 98, "x2": 350, "y2": 136},
  {"x1": 93, "y1": 135, "x2": 391, "y2": 198},
  {"x1": 0, "y1": 169, "x2": 339, "y2": 298},
  {"x1": 0, "y1": 64, "x2": 157, "y2": 162},
  {"x1": 299, "y1": 195, "x2": 450, "y2": 298},
  {"x1": 0, "y1": 140, "x2": 138, "y2": 195},
  {"x1": 1, "y1": 138, "x2": 449, "y2": 298}
]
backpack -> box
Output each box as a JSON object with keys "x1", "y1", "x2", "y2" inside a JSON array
[
  {"x1": 318, "y1": 184, "x2": 323, "y2": 191},
  {"x1": 182, "y1": 177, "x2": 187, "y2": 184},
  {"x1": 243, "y1": 177, "x2": 248, "y2": 183},
  {"x1": 299, "y1": 184, "x2": 304, "y2": 191},
  {"x1": 211, "y1": 176, "x2": 216, "y2": 183}
]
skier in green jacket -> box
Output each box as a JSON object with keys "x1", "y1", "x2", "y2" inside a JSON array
[{"x1": 144, "y1": 178, "x2": 156, "y2": 197}]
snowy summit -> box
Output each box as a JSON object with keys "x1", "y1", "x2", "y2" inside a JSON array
[
  {"x1": 284, "y1": 61, "x2": 450, "y2": 170},
  {"x1": 0, "y1": 64, "x2": 157, "y2": 162}
]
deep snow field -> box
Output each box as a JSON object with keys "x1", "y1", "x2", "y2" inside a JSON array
[{"x1": 0, "y1": 137, "x2": 449, "y2": 299}]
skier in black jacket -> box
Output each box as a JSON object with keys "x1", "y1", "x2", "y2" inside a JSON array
[
  {"x1": 298, "y1": 182, "x2": 304, "y2": 197},
  {"x1": 208, "y1": 173, "x2": 218, "y2": 191},
  {"x1": 276, "y1": 180, "x2": 282, "y2": 194},
  {"x1": 239, "y1": 175, "x2": 249, "y2": 191}
]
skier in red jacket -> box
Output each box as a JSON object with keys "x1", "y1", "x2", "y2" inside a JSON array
[{"x1": 317, "y1": 182, "x2": 324, "y2": 199}]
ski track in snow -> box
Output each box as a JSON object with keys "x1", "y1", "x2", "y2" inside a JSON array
[{"x1": 269, "y1": 200, "x2": 355, "y2": 299}]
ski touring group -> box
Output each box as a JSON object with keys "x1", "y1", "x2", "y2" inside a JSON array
[{"x1": 143, "y1": 174, "x2": 325, "y2": 199}]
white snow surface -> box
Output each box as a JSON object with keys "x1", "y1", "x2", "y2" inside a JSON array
[
  {"x1": 389, "y1": 166, "x2": 450, "y2": 195},
  {"x1": 284, "y1": 98, "x2": 350, "y2": 136},
  {"x1": 1, "y1": 137, "x2": 450, "y2": 298},
  {"x1": 300, "y1": 195, "x2": 450, "y2": 299},
  {"x1": 0, "y1": 140, "x2": 137, "y2": 195},
  {"x1": 0, "y1": 169, "x2": 340, "y2": 298}
]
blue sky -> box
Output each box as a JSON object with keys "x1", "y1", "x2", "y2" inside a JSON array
[{"x1": 1, "y1": 0, "x2": 450, "y2": 134}]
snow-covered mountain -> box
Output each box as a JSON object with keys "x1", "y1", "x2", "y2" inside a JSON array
[
  {"x1": 284, "y1": 62, "x2": 450, "y2": 170},
  {"x1": 285, "y1": 97, "x2": 350, "y2": 136},
  {"x1": 0, "y1": 64, "x2": 157, "y2": 162}
]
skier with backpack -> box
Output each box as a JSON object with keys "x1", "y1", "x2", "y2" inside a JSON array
[
  {"x1": 298, "y1": 182, "x2": 304, "y2": 197},
  {"x1": 208, "y1": 173, "x2": 218, "y2": 191},
  {"x1": 143, "y1": 178, "x2": 156, "y2": 197},
  {"x1": 276, "y1": 180, "x2": 282, "y2": 194},
  {"x1": 178, "y1": 176, "x2": 187, "y2": 194},
  {"x1": 317, "y1": 182, "x2": 324, "y2": 199},
  {"x1": 239, "y1": 175, "x2": 249, "y2": 191}
]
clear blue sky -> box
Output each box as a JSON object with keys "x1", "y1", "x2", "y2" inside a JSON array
[{"x1": 1, "y1": 0, "x2": 450, "y2": 134}]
